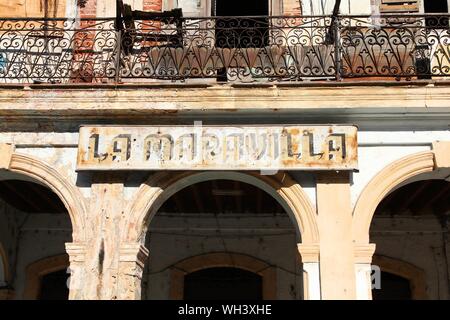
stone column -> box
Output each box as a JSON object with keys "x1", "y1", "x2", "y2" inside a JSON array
[
  {"x1": 65, "y1": 242, "x2": 87, "y2": 300},
  {"x1": 118, "y1": 243, "x2": 149, "y2": 300},
  {"x1": 298, "y1": 244, "x2": 321, "y2": 300},
  {"x1": 354, "y1": 244, "x2": 376, "y2": 300},
  {"x1": 86, "y1": 173, "x2": 128, "y2": 300},
  {"x1": 316, "y1": 172, "x2": 356, "y2": 299}
]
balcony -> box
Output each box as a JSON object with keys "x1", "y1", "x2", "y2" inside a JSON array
[{"x1": 0, "y1": 14, "x2": 449, "y2": 85}]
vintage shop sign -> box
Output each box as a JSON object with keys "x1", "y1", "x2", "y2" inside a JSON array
[{"x1": 76, "y1": 125, "x2": 358, "y2": 171}]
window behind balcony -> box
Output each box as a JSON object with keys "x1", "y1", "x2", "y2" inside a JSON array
[
  {"x1": 378, "y1": 0, "x2": 449, "y2": 27},
  {"x1": 379, "y1": 0, "x2": 420, "y2": 14}
]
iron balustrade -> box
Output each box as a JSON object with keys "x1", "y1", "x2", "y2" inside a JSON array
[{"x1": 0, "y1": 14, "x2": 449, "y2": 84}]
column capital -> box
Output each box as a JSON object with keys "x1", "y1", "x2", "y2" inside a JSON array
[
  {"x1": 119, "y1": 243, "x2": 149, "y2": 268},
  {"x1": 354, "y1": 243, "x2": 376, "y2": 264},
  {"x1": 65, "y1": 242, "x2": 86, "y2": 263},
  {"x1": 297, "y1": 243, "x2": 320, "y2": 263},
  {"x1": 0, "y1": 143, "x2": 14, "y2": 170}
]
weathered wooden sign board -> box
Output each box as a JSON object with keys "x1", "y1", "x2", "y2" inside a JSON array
[{"x1": 76, "y1": 125, "x2": 358, "y2": 171}]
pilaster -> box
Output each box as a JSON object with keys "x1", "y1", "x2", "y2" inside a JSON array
[
  {"x1": 65, "y1": 242, "x2": 87, "y2": 300},
  {"x1": 298, "y1": 244, "x2": 321, "y2": 300},
  {"x1": 118, "y1": 243, "x2": 149, "y2": 300},
  {"x1": 316, "y1": 171, "x2": 356, "y2": 299},
  {"x1": 354, "y1": 244, "x2": 376, "y2": 300}
]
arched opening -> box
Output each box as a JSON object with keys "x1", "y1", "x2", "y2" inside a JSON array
[
  {"x1": 38, "y1": 269, "x2": 70, "y2": 300},
  {"x1": 372, "y1": 272, "x2": 412, "y2": 300},
  {"x1": 141, "y1": 178, "x2": 303, "y2": 300},
  {"x1": 0, "y1": 176, "x2": 72, "y2": 300},
  {"x1": 184, "y1": 267, "x2": 262, "y2": 300},
  {"x1": 369, "y1": 179, "x2": 449, "y2": 299},
  {"x1": 353, "y1": 151, "x2": 436, "y2": 244},
  {"x1": 168, "y1": 252, "x2": 277, "y2": 300},
  {"x1": 125, "y1": 171, "x2": 318, "y2": 244},
  {"x1": 371, "y1": 255, "x2": 427, "y2": 300},
  {"x1": 24, "y1": 254, "x2": 70, "y2": 300}
]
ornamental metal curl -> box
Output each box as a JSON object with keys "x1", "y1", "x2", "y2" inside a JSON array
[
  {"x1": 0, "y1": 18, "x2": 118, "y2": 83},
  {"x1": 0, "y1": 14, "x2": 449, "y2": 84}
]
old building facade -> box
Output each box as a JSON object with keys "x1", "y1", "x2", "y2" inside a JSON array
[{"x1": 0, "y1": 0, "x2": 450, "y2": 300}]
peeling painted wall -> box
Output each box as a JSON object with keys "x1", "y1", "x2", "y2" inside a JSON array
[{"x1": 0, "y1": 84, "x2": 449, "y2": 299}]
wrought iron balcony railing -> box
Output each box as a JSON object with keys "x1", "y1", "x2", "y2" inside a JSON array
[{"x1": 0, "y1": 14, "x2": 449, "y2": 84}]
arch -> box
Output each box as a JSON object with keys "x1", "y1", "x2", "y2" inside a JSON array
[
  {"x1": 169, "y1": 252, "x2": 277, "y2": 300},
  {"x1": 23, "y1": 254, "x2": 69, "y2": 300},
  {"x1": 352, "y1": 151, "x2": 436, "y2": 243},
  {"x1": 372, "y1": 255, "x2": 428, "y2": 300},
  {"x1": 123, "y1": 171, "x2": 319, "y2": 244},
  {"x1": 6, "y1": 152, "x2": 87, "y2": 242}
]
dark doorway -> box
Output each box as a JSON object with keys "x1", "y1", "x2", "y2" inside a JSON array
[
  {"x1": 419, "y1": 0, "x2": 449, "y2": 78},
  {"x1": 39, "y1": 269, "x2": 70, "y2": 300},
  {"x1": 372, "y1": 272, "x2": 412, "y2": 300},
  {"x1": 213, "y1": 0, "x2": 269, "y2": 16},
  {"x1": 424, "y1": 0, "x2": 449, "y2": 27},
  {"x1": 424, "y1": 0, "x2": 449, "y2": 13},
  {"x1": 213, "y1": 0, "x2": 269, "y2": 80},
  {"x1": 184, "y1": 267, "x2": 263, "y2": 300},
  {"x1": 214, "y1": 0, "x2": 269, "y2": 48}
]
